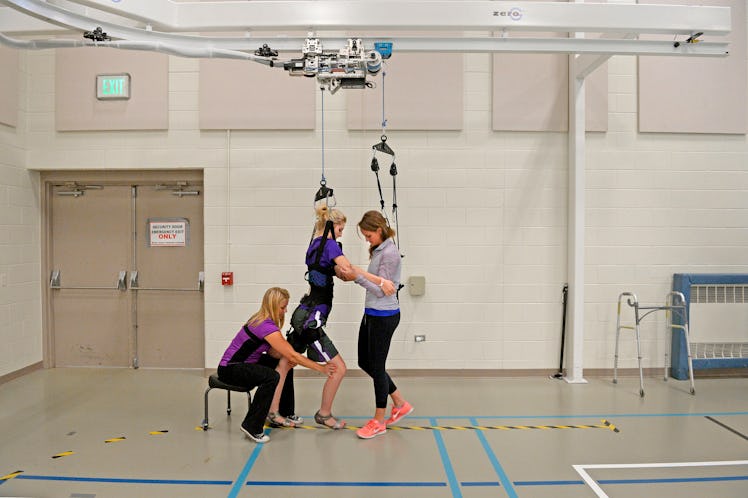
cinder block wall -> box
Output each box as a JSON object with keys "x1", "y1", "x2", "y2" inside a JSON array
[
  {"x1": 0, "y1": 49, "x2": 42, "y2": 378},
  {"x1": 3, "y1": 32, "x2": 748, "y2": 375}
]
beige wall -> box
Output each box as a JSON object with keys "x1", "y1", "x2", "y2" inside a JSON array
[
  {"x1": 0, "y1": 45, "x2": 19, "y2": 128},
  {"x1": 7, "y1": 19, "x2": 748, "y2": 374},
  {"x1": 347, "y1": 52, "x2": 464, "y2": 130},
  {"x1": 0, "y1": 49, "x2": 42, "y2": 378},
  {"x1": 199, "y1": 57, "x2": 316, "y2": 130},
  {"x1": 639, "y1": 0, "x2": 746, "y2": 134},
  {"x1": 492, "y1": 32, "x2": 608, "y2": 132},
  {"x1": 56, "y1": 48, "x2": 168, "y2": 131}
]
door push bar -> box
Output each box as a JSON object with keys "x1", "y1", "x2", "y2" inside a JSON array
[
  {"x1": 128, "y1": 270, "x2": 205, "y2": 292},
  {"x1": 50, "y1": 270, "x2": 204, "y2": 292},
  {"x1": 49, "y1": 269, "x2": 128, "y2": 291}
]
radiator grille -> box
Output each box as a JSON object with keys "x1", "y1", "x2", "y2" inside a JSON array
[
  {"x1": 691, "y1": 285, "x2": 748, "y2": 304},
  {"x1": 691, "y1": 343, "x2": 748, "y2": 359},
  {"x1": 689, "y1": 285, "x2": 748, "y2": 360}
]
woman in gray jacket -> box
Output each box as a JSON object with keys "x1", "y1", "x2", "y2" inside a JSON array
[{"x1": 352, "y1": 210, "x2": 413, "y2": 439}]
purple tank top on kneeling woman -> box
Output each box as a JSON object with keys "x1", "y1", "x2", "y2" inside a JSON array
[{"x1": 218, "y1": 318, "x2": 279, "y2": 366}]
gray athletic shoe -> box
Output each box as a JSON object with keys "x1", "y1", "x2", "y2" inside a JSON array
[{"x1": 285, "y1": 414, "x2": 304, "y2": 425}]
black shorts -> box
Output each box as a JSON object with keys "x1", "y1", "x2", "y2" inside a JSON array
[
  {"x1": 287, "y1": 327, "x2": 339, "y2": 363},
  {"x1": 288, "y1": 305, "x2": 340, "y2": 362},
  {"x1": 302, "y1": 329, "x2": 339, "y2": 363},
  {"x1": 286, "y1": 313, "x2": 340, "y2": 363}
]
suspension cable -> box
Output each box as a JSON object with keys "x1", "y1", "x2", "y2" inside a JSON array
[
  {"x1": 369, "y1": 63, "x2": 401, "y2": 251},
  {"x1": 381, "y1": 67, "x2": 387, "y2": 134},
  {"x1": 391, "y1": 161, "x2": 400, "y2": 249},
  {"x1": 320, "y1": 87, "x2": 326, "y2": 190}
]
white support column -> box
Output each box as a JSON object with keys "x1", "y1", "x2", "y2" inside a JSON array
[
  {"x1": 575, "y1": 33, "x2": 633, "y2": 79},
  {"x1": 565, "y1": 32, "x2": 588, "y2": 385}
]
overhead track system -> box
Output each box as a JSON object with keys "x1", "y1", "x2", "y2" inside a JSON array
[
  {"x1": 0, "y1": 0, "x2": 732, "y2": 91},
  {"x1": 0, "y1": 1, "x2": 732, "y2": 58}
]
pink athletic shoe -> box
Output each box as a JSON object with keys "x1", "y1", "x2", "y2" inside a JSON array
[
  {"x1": 385, "y1": 401, "x2": 414, "y2": 426},
  {"x1": 356, "y1": 418, "x2": 386, "y2": 439}
]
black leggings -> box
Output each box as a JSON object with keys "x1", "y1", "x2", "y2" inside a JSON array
[
  {"x1": 357, "y1": 312, "x2": 400, "y2": 409},
  {"x1": 217, "y1": 363, "x2": 279, "y2": 435}
]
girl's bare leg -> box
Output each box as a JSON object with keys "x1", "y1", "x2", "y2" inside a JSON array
[
  {"x1": 269, "y1": 357, "x2": 292, "y2": 415},
  {"x1": 317, "y1": 355, "x2": 347, "y2": 422}
]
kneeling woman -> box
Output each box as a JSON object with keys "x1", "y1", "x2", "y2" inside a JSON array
[{"x1": 217, "y1": 287, "x2": 336, "y2": 443}]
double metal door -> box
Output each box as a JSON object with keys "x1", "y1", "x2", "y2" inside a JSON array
[{"x1": 46, "y1": 176, "x2": 204, "y2": 368}]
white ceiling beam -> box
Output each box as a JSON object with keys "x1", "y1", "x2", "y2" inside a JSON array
[
  {"x1": 51, "y1": 0, "x2": 178, "y2": 28},
  {"x1": 147, "y1": 34, "x2": 727, "y2": 57},
  {"x1": 181, "y1": 2, "x2": 733, "y2": 35},
  {"x1": 2, "y1": 0, "x2": 732, "y2": 36},
  {"x1": 388, "y1": 37, "x2": 729, "y2": 57},
  {"x1": 0, "y1": 27, "x2": 730, "y2": 58}
]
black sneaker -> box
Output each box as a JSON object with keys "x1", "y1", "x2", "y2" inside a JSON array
[{"x1": 240, "y1": 425, "x2": 269, "y2": 443}]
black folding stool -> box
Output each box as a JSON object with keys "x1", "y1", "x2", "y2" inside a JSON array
[{"x1": 201, "y1": 374, "x2": 252, "y2": 430}]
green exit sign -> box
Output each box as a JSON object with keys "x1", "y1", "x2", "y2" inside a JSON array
[{"x1": 96, "y1": 74, "x2": 131, "y2": 100}]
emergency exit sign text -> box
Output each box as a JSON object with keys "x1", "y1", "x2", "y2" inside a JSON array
[{"x1": 96, "y1": 74, "x2": 131, "y2": 100}]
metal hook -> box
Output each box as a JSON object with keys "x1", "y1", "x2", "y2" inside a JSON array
[{"x1": 372, "y1": 137, "x2": 394, "y2": 156}]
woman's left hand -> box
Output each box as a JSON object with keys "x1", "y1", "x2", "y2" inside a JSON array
[
  {"x1": 381, "y1": 279, "x2": 396, "y2": 296},
  {"x1": 323, "y1": 363, "x2": 337, "y2": 377}
]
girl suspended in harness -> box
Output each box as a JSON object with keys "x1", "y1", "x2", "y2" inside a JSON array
[
  {"x1": 287, "y1": 205, "x2": 352, "y2": 429},
  {"x1": 284, "y1": 204, "x2": 395, "y2": 429}
]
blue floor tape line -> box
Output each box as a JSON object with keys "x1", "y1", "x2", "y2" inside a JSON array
[
  {"x1": 432, "y1": 411, "x2": 748, "y2": 420},
  {"x1": 513, "y1": 480, "x2": 584, "y2": 486},
  {"x1": 246, "y1": 481, "x2": 446, "y2": 487},
  {"x1": 328, "y1": 410, "x2": 748, "y2": 421},
  {"x1": 12, "y1": 474, "x2": 748, "y2": 488},
  {"x1": 431, "y1": 417, "x2": 463, "y2": 498},
  {"x1": 471, "y1": 416, "x2": 518, "y2": 498},
  {"x1": 15, "y1": 475, "x2": 231, "y2": 485},
  {"x1": 465, "y1": 476, "x2": 748, "y2": 487},
  {"x1": 227, "y1": 428, "x2": 267, "y2": 498}
]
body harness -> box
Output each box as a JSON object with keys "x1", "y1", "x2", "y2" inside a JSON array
[
  {"x1": 288, "y1": 218, "x2": 339, "y2": 352},
  {"x1": 304, "y1": 218, "x2": 338, "y2": 308},
  {"x1": 287, "y1": 87, "x2": 341, "y2": 350}
]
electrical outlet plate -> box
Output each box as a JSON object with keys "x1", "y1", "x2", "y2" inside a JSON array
[{"x1": 414, "y1": 334, "x2": 426, "y2": 342}]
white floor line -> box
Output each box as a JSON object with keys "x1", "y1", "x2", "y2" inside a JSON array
[{"x1": 573, "y1": 460, "x2": 748, "y2": 498}]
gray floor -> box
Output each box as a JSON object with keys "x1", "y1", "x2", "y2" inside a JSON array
[{"x1": 1, "y1": 368, "x2": 747, "y2": 498}]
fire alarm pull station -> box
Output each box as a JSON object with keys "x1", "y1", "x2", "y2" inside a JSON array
[{"x1": 221, "y1": 272, "x2": 233, "y2": 286}]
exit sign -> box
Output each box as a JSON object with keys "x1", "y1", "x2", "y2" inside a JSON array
[{"x1": 96, "y1": 74, "x2": 131, "y2": 100}]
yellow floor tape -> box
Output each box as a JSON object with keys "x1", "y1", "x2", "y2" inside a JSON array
[
  {"x1": 276, "y1": 419, "x2": 620, "y2": 432},
  {"x1": 0, "y1": 470, "x2": 24, "y2": 481}
]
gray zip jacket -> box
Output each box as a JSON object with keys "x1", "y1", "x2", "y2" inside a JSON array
[{"x1": 354, "y1": 237, "x2": 401, "y2": 311}]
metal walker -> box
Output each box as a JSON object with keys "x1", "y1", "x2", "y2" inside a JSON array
[{"x1": 614, "y1": 291, "x2": 696, "y2": 397}]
